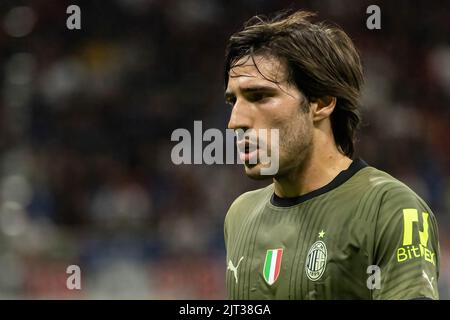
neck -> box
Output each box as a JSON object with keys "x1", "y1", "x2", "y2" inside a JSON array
[{"x1": 273, "y1": 138, "x2": 353, "y2": 198}]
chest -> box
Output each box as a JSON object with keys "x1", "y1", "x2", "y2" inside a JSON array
[{"x1": 226, "y1": 209, "x2": 373, "y2": 299}]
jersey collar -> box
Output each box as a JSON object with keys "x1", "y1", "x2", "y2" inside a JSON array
[{"x1": 270, "y1": 158, "x2": 368, "y2": 207}]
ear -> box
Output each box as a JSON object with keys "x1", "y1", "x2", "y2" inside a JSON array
[{"x1": 311, "y1": 96, "x2": 337, "y2": 122}]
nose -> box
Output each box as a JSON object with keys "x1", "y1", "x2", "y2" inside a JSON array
[{"x1": 227, "y1": 99, "x2": 253, "y2": 132}]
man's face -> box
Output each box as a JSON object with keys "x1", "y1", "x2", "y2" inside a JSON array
[{"x1": 225, "y1": 54, "x2": 314, "y2": 179}]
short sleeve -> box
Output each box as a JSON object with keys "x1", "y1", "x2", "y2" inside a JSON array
[{"x1": 372, "y1": 184, "x2": 440, "y2": 300}]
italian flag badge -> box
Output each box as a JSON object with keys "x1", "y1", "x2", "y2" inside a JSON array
[{"x1": 263, "y1": 248, "x2": 283, "y2": 285}]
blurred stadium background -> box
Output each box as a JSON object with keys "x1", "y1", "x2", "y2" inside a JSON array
[{"x1": 0, "y1": 0, "x2": 448, "y2": 299}]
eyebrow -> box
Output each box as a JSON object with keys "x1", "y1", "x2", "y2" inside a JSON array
[{"x1": 224, "y1": 85, "x2": 278, "y2": 100}]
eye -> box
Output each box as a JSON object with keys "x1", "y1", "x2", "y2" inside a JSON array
[
  {"x1": 248, "y1": 92, "x2": 270, "y2": 103},
  {"x1": 225, "y1": 96, "x2": 236, "y2": 107}
]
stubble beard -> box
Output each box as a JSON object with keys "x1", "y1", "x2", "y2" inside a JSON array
[
  {"x1": 243, "y1": 115, "x2": 313, "y2": 181},
  {"x1": 274, "y1": 125, "x2": 313, "y2": 182}
]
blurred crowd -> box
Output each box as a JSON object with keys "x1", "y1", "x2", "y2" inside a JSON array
[{"x1": 0, "y1": 0, "x2": 449, "y2": 299}]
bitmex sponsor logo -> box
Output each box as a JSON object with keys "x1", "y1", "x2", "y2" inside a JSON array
[
  {"x1": 171, "y1": 121, "x2": 280, "y2": 175},
  {"x1": 397, "y1": 245, "x2": 436, "y2": 265},
  {"x1": 397, "y1": 209, "x2": 436, "y2": 265}
]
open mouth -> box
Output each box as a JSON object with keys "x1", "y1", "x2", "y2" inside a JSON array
[{"x1": 238, "y1": 140, "x2": 258, "y2": 163}]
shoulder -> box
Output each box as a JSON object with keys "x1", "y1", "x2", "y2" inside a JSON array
[
  {"x1": 351, "y1": 165, "x2": 429, "y2": 208},
  {"x1": 344, "y1": 164, "x2": 435, "y2": 229},
  {"x1": 228, "y1": 184, "x2": 273, "y2": 212},
  {"x1": 225, "y1": 184, "x2": 273, "y2": 222},
  {"x1": 353, "y1": 166, "x2": 437, "y2": 245}
]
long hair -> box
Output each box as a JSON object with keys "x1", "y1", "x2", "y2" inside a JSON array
[{"x1": 224, "y1": 11, "x2": 364, "y2": 157}]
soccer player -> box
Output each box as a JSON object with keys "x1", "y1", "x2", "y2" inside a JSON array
[{"x1": 223, "y1": 11, "x2": 439, "y2": 299}]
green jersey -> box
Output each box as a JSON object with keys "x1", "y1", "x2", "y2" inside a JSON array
[{"x1": 224, "y1": 159, "x2": 440, "y2": 299}]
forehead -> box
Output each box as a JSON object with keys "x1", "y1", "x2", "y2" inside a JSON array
[{"x1": 227, "y1": 55, "x2": 289, "y2": 90}]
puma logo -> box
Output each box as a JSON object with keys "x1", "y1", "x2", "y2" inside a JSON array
[
  {"x1": 227, "y1": 256, "x2": 244, "y2": 284},
  {"x1": 422, "y1": 270, "x2": 435, "y2": 290}
]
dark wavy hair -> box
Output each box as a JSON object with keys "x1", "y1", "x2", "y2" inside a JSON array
[{"x1": 224, "y1": 11, "x2": 364, "y2": 157}]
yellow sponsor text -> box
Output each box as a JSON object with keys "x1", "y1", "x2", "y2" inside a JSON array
[{"x1": 396, "y1": 244, "x2": 435, "y2": 265}]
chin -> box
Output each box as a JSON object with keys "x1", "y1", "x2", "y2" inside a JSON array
[{"x1": 243, "y1": 163, "x2": 275, "y2": 180}]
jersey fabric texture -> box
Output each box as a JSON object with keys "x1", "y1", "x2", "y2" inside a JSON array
[{"x1": 224, "y1": 159, "x2": 440, "y2": 300}]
